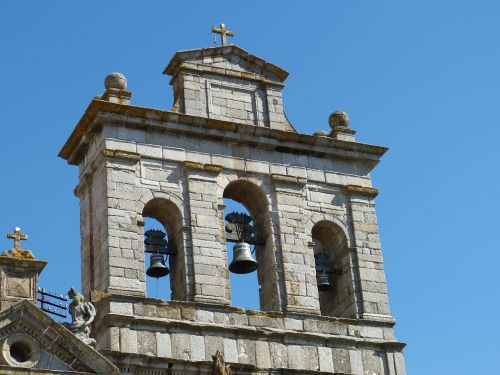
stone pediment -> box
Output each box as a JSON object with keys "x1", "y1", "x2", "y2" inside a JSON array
[
  {"x1": 163, "y1": 45, "x2": 296, "y2": 131},
  {"x1": 0, "y1": 301, "x2": 117, "y2": 374},
  {"x1": 163, "y1": 44, "x2": 289, "y2": 84}
]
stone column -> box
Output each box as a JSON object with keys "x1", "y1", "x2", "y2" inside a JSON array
[
  {"x1": 183, "y1": 162, "x2": 229, "y2": 305},
  {"x1": 346, "y1": 185, "x2": 391, "y2": 319},
  {"x1": 271, "y1": 174, "x2": 321, "y2": 315}
]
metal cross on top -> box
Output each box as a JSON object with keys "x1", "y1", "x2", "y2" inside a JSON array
[
  {"x1": 211, "y1": 23, "x2": 234, "y2": 46},
  {"x1": 7, "y1": 227, "x2": 28, "y2": 250}
]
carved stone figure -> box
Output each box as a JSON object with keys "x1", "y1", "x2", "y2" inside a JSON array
[
  {"x1": 63, "y1": 287, "x2": 96, "y2": 346},
  {"x1": 212, "y1": 350, "x2": 231, "y2": 375}
]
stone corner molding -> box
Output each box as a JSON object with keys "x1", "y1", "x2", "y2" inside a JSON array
[
  {"x1": 181, "y1": 161, "x2": 223, "y2": 174},
  {"x1": 101, "y1": 148, "x2": 141, "y2": 162},
  {"x1": 345, "y1": 184, "x2": 379, "y2": 198}
]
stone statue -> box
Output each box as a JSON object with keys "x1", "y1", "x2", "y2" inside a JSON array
[
  {"x1": 212, "y1": 350, "x2": 231, "y2": 375},
  {"x1": 63, "y1": 287, "x2": 96, "y2": 346}
]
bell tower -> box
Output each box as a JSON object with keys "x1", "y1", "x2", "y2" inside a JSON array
[{"x1": 59, "y1": 36, "x2": 406, "y2": 374}]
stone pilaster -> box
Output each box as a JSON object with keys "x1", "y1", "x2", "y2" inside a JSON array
[
  {"x1": 346, "y1": 185, "x2": 391, "y2": 319},
  {"x1": 271, "y1": 174, "x2": 320, "y2": 315},
  {"x1": 103, "y1": 150, "x2": 144, "y2": 297},
  {"x1": 183, "y1": 162, "x2": 229, "y2": 305}
]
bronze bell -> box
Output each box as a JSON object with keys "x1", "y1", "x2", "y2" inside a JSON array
[
  {"x1": 317, "y1": 272, "x2": 331, "y2": 291},
  {"x1": 229, "y1": 242, "x2": 258, "y2": 274},
  {"x1": 146, "y1": 253, "x2": 169, "y2": 278}
]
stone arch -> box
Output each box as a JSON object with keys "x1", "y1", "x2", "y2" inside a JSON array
[
  {"x1": 305, "y1": 213, "x2": 351, "y2": 248},
  {"x1": 310, "y1": 218, "x2": 357, "y2": 318},
  {"x1": 220, "y1": 176, "x2": 281, "y2": 311},
  {"x1": 140, "y1": 194, "x2": 189, "y2": 301}
]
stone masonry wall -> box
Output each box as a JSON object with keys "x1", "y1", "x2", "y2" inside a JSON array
[{"x1": 93, "y1": 297, "x2": 405, "y2": 375}]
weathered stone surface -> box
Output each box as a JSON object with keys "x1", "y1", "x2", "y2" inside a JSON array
[{"x1": 55, "y1": 42, "x2": 406, "y2": 375}]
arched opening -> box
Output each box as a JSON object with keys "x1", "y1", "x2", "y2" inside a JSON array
[
  {"x1": 312, "y1": 221, "x2": 355, "y2": 318},
  {"x1": 223, "y1": 180, "x2": 279, "y2": 311},
  {"x1": 142, "y1": 198, "x2": 185, "y2": 301}
]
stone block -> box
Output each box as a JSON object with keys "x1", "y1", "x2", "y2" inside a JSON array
[
  {"x1": 137, "y1": 330, "x2": 157, "y2": 356},
  {"x1": 252, "y1": 341, "x2": 270, "y2": 368},
  {"x1": 156, "y1": 332, "x2": 172, "y2": 358},
  {"x1": 119, "y1": 328, "x2": 138, "y2": 354},
  {"x1": 109, "y1": 301, "x2": 133, "y2": 315},
  {"x1": 318, "y1": 347, "x2": 334, "y2": 372},
  {"x1": 223, "y1": 338, "x2": 238, "y2": 363},
  {"x1": 237, "y1": 339, "x2": 256, "y2": 365},
  {"x1": 172, "y1": 333, "x2": 191, "y2": 360},
  {"x1": 349, "y1": 349, "x2": 364, "y2": 375},
  {"x1": 284, "y1": 317, "x2": 303, "y2": 331},
  {"x1": 288, "y1": 345, "x2": 318, "y2": 370},
  {"x1": 191, "y1": 335, "x2": 205, "y2": 361},
  {"x1": 332, "y1": 348, "x2": 351, "y2": 373},
  {"x1": 204, "y1": 335, "x2": 224, "y2": 360},
  {"x1": 270, "y1": 342, "x2": 288, "y2": 368}
]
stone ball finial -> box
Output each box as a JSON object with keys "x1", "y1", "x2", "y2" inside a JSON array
[
  {"x1": 328, "y1": 111, "x2": 350, "y2": 130},
  {"x1": 104, "y1": 72, "x2": 127, "y2": 90}
]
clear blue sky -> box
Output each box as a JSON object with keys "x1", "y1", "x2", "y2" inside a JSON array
[{"x1": 1, "y1": 1, "x2": 499, "y2": 373}]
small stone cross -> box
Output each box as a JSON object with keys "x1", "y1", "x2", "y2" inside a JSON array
[
  {"x1": 211, "y1": 23, "x2": 234, "y2": 46},
  {"x1": 7, "y1": 227, "x2": 28, "y2": 250}
]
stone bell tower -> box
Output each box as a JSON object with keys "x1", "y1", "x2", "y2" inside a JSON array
[{"x1": 59, "y1": 27, "x2": 406, "y2": 374}]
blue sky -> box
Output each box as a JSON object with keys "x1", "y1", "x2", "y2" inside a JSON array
[{"x1": 1, "y1": 1, "x2": 499, "y2": 373}]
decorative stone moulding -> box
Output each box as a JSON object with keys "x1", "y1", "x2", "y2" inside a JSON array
[
  {"x1": 345, "y1": 184, "x2": 379, "y2": 198},
  {"x1": 181, "y1": 161, "x2": 223, "y2": 174},
  {"x1": 1, "y1": 333, "x2": 40, "y2": 368},
  {"x1": 101, "y1": 149, "x2": 141, "y2": 162}
]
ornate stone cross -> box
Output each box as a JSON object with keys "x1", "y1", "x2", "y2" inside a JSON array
[
  {"x1": 211, "y1": 23, "x2": 234, "y2": 46},
  {"x1": 7, "y1": 227, "x2": 28, "y2": 250}
]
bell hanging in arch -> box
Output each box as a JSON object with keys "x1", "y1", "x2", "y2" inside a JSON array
[
  {"x1": 146, "y1": 252, "x2": 169, "y2": 278},
  {"x1": 229, "y1": 242, "x2": 258, "y2": 274},
  {"x1": 317, "y1": 271, "x2": 331, "y2": 291}
]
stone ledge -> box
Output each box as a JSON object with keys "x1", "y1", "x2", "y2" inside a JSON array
[
  {"x1": 102, "y1": 350, "x2": 354, "y2": 375},
  {"x1": 345, "y1": 185, "x2": 379, "y2": 198},
  {"x1": 58, "y1": 100, "x2": 388, "y2": 166},
  {"x1": 101, "y1": 148, "x2": 141, "y2": 162}
]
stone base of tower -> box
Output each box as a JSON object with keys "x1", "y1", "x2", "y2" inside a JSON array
[{"x1": 92, "y1": 295, "x2": 406, "y2": 375}]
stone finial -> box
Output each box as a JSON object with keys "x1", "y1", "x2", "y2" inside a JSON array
[
  {"x1": 63, "y1": 287, "x2": 96, "y2": 347},
  {"x1": 328, "y1": 111, "x2": 350, "y2": 130},
  {"x1": 100, "y1": 72, "x2": 132, "y2": 105},
  {"x1": 328, "y1": 111, "x2": 356, "y2": 142},
  {"x1": 104, "y1": 72, "x2": 127, "y2": 90},
  {"x1": 2, "y1": 227, "x2": 35, "y2": 260}
]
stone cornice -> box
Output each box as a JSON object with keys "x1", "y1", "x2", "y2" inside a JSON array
[
  {"x1": 0, "y1": 256, "x2": 47, "y2": 273},
  {"x1": 169, "y1": 64, "x2": 286, "y2": 88},
  {"x1": 345, "y1": 184, "x2": 379, "y2": 198},
  {"x1": 163, "y1": 44, "x2": 289, "y2": 82},
  {"x1": 98, "y1": 313, "x2": 405, "y2": 351},
  {"x1": 59, "y1": 100, "x2": 388, "y2": 166}
]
